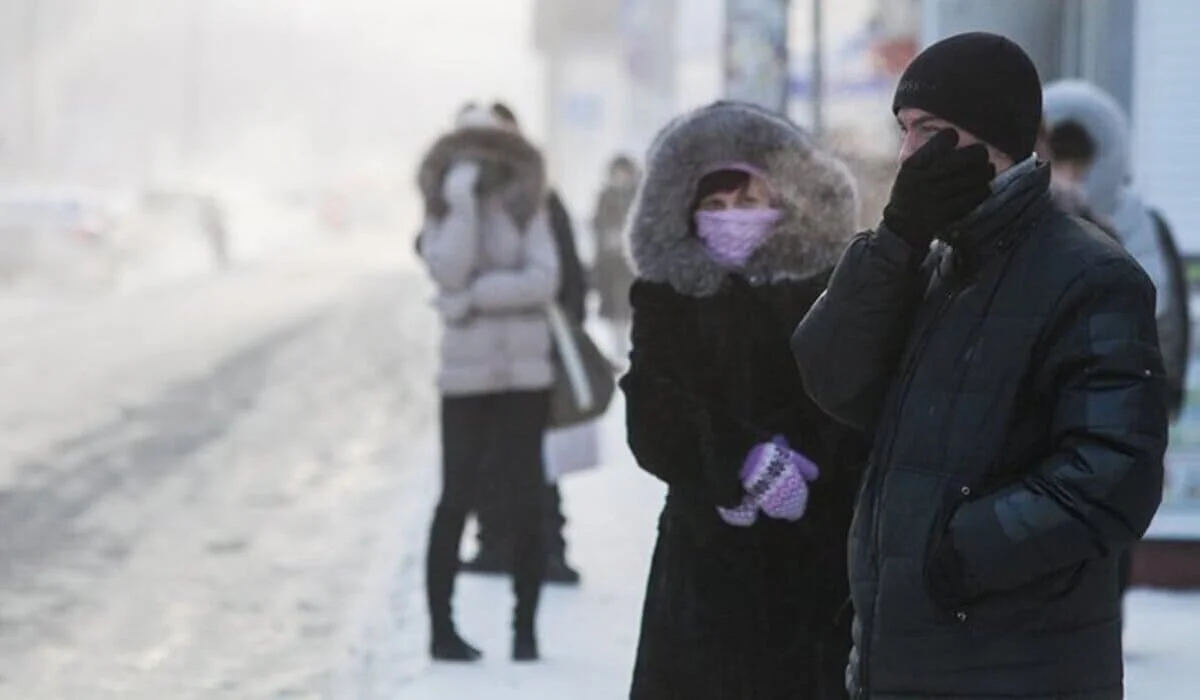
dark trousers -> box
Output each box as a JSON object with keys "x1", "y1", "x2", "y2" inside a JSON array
[
  {"x1": 477, "y1": 483, "x2": 568, "y2": 560},
  {"x1": 426, "y1": 390, "x2": 549, "y2": 633}
]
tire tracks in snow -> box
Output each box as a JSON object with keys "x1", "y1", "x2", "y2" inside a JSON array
[
  {"x1": 0, "y1": 268, "x2": 441, "y2": 698},
  {"x1": 0, "y1": 314, "x2": 320, "y2": 581}
]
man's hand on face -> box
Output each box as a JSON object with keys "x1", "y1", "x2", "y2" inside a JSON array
[{"x1": 883, "y1": 129, "x2": 996, "y2": 250}]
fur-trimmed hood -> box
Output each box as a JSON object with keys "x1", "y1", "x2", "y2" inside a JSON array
[
  {"x1": 627, "y1": 100, "x2": 859, "y2": 297},
  {"x1": 1042, "y1": 80, "x2": 1128, "y2": 218},
  {"x1": 417, "y1": 126, "x2": 546, "y2": 229}
]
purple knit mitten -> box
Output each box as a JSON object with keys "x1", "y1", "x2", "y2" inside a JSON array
[
  {"x1": 741, "y1": 437, "x2": 820, "y2": 521},
  {"x1": 716, "y1": 494, "x2": 759, "y2": 527}
]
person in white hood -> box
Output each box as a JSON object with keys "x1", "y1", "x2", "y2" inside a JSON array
[{"x1": 1042, "y1": 81, "x2": 1175, "y2": 340}]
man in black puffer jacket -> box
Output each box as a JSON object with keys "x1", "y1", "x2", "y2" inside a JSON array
[{"x1": 792, "y1": 33, "x2": 1167, "y2": 699}]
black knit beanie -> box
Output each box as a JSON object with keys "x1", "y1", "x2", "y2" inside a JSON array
[{"x1": 893, "y1": 32, "x2": 1043, "y2": 161}]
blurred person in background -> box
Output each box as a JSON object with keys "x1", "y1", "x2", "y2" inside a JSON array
[
  {"x1": 621, "y1": 100, "x2": 867, "y2": 699},
  {"x1": 1043, "y1": 80, "x2": 1190, "y2": 425},
  {"x1": 1043, "y1": 79, "x2": 1192, "y2": 614},
  {"x1": 415, "y1": 103, "x2": 560, "y2": 662},
  {"x1": 1034, "y1": 119, "x2": 1117, "y2": 240},
  {"x1": 590, "y1": 153, "x2": 640, "y2": 357},
  {"x1": 200, "y1": 196, "x2": 231, "y2": 270},
  {"x1": 793, "y1": 33, "x2": 1166, "y2": 699},
  {"x1": 457, "y1": 101, "x2": 588, "y2": 586}
]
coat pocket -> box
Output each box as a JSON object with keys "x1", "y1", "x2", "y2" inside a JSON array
[{"x1": 958, "y1": 559, "x2": 1092, "y2": 631}]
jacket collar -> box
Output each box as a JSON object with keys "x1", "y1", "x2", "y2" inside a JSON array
[{"x1": 938, "y1": 159, "x2": 1052, "y2": 278}]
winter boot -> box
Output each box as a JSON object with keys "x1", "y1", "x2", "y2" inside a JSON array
[
  {"x1": 511, "y1": 506, "x2": 544, "y2": 662},
  {"x1": 512, "y1": 616, "x2": 539, "y2": 662},
  {"x1": 431, "y1": 626, "x2": 483, "y2": 662},
  {"x1": 544, "y1": 554, "x2": 581, "y2": 586},
  {"x1": 426, "y1": 505, "x2": 482, "y2": 662}
]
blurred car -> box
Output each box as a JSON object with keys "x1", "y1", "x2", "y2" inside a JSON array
[{"x1": 0, "y1": 186, "x2": 120, "y2": 289}]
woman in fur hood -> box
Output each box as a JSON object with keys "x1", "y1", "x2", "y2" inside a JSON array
[
  {"x1": 620, "y1": 101, "x2": 868, "y2": 699},
  {"x1": 415, "y1": 105, "x2": 559, "y2": 663}
]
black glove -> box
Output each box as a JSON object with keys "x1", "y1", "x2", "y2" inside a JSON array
[{"x1": 883, "y1": 129, "x2": 995, "y2": 250}]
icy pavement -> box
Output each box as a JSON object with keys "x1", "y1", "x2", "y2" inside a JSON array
[{"x1": 1125, "y1": 589, "x2": 1200, "y2": 698}]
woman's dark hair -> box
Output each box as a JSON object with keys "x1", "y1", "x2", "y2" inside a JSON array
[
  {"x1": 609, "y1": 154, "x2": 637, "y2": 174},
  {"x1": 691, "y1": 169, "x2": 752, "y2": 211},
  {"x1": 491, "y1": 102, "x2": 519, "y2": 127},
  {"x1": 1048, "y1": 120, "x2": 1097, "y2": 166}
]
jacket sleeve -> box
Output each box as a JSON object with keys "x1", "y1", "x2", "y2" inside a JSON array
[
  {"x1": 947, "y1": 259, "x2": 1168, "y2": 597},
  {"x1": 546, "y1": 191, "x2": 588, "y2": 323},
  {"x1": 621, "y1": 286, "x2": 769, "y2": 507},
  {"x1": 467, "y1": 209, "x2": 561, "y2": 313},
  {"x1": 791, "y1": 227, "x2": 928, "y2": 434},
  {"x1": 416, "y1": 197, "x2": 479, "y2": 293}
]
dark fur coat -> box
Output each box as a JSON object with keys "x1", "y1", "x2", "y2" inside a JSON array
[{"x1": 620, "y1": 101, "x2": 868, "y2": 699}]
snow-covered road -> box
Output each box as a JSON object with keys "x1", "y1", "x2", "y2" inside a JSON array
[{"x1": 0, "y1": 239, "x2": 442, "y2": 699}]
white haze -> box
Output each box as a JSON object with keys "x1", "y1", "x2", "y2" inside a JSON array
[{"x1": 0, "y1": 0, "x2": 543, "y2": 227}]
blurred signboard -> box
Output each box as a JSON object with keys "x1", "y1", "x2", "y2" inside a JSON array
[
  {"x1": 533, "y1": 0, "x2": 623, "y2": 52},
  {"x1": 723, "y1": 0, "x2": 790, "y2": 113},
  {"x1": 561, "y1": 92, "x2": 605, "y2": 128}
]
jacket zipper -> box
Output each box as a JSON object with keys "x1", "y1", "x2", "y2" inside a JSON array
[{"x1": 858, "y1": 281, "x2": 960, "y2": 696}]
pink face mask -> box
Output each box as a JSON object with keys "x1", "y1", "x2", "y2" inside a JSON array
[{"x1": 694, "y1": 208, "x2": 783, "y2": 268}]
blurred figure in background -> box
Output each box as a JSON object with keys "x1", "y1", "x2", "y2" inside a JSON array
[
  {"x1": 200, "y1": 196, "x2": 231, "y2": 270},
  {"x1": 1043, "y1": 81, "x2": 1190, "y2": 423},
  {"x1": 1034, "y1": 119, "x2": 1117, "y2": 240},
  {"x1": 590, "y1": 154, "x2": 640, "y2": 357},
  {"x1": 459, "y1": 102, "x2": 587, "y2": 586},
  {"x1": 621, "y1": 101, "x2": 866, "y2": 699},
  {"x1": 1043, "y1": 79, "x2": 1193, "y2": 614},
  {"x1": 415, "y1": 103, "x2": 560, "y2": 662}
]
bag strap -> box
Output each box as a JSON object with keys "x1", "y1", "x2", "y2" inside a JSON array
[{"x1": 547, "y1": 303, "x2": 595, "y2": 410}]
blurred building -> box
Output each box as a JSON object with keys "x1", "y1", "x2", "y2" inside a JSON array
[
  {"x1": 532, "y1": 0, "x2": 684, "y2": 232},
  {"x1": 533, "y1": 0, "x2": 906, "y2": 220}
]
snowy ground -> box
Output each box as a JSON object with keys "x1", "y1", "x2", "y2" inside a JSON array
[
  {"x1": 1, "y1": 234, "x2": 1198, "y2": 698},
  {"x1": 0, "y1": 234, "x2": 439, "y2": 699}
]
